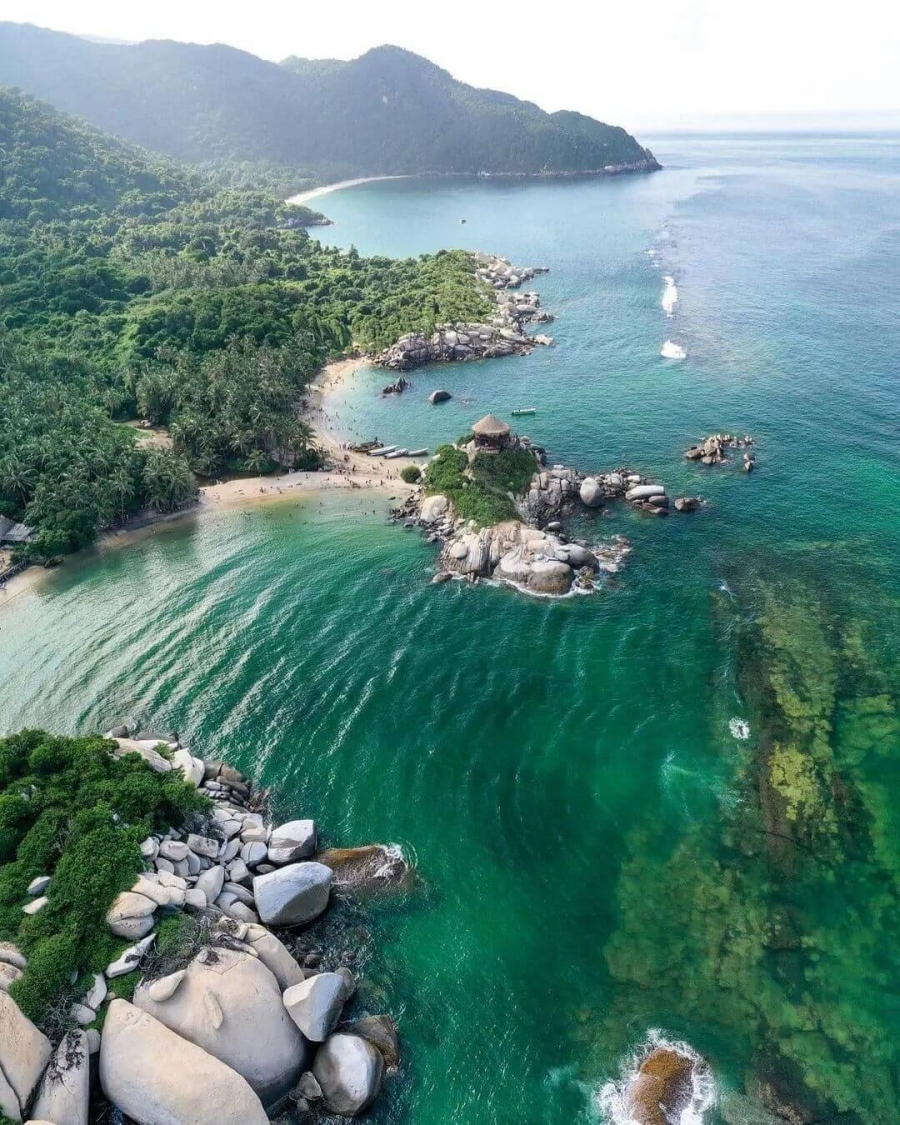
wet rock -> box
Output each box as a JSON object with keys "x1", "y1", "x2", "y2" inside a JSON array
[
  {"x1": 316, "y1": 845, "x2": 412, "y2": 895},
  {"x1": 346, "y1": 1015, "x2": 401, "y2": 1069},
  {"x1": 429, "y1": 389, "x2": 452, "y2": 404},
  {"x1": 626, "y1": 1047, "x2": 697, "y2": 1125}
]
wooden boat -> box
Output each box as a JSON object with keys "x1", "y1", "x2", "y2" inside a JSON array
[
  {"x1": 369, "y1": 445, "x2": 397, "y2": 456},
  {"x1": 384, "y1": 448, "x2": 409, "y2": 459},
  {"x1": 408, "y1": 448, "x2": 428, "y2": 457},
  {"x1": 511, "y1": 408, "x2": 536, "y2": 416},
  {"x1": 350, "y1": 440, "x2": 379, "y2": 453}
]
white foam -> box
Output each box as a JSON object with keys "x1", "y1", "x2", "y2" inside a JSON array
[
  {"x1": 662, "y1": 275, "x2": 679, "y2": 316},
  {"x1": 596, "y1": 1031, "x2": 716, "y2": 1125},
  {"x1": 661, "y1": 340, "x2": 686, "y2": 360},
  {"x1": 729, "y1": 718, "x2": 750, "y2": 741}
]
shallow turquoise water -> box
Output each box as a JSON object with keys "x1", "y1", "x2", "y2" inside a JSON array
[{"x1": 2, "y1": 136, "x2": 900, "y2": 1123}]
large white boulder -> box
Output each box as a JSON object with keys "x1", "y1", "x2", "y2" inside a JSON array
[
  {"x1": 100, "y1": 1000, "x2": 268, "y2": 1125},
  {"x1": 579, "y1": 477, "x2": 604, "y2": 507},
  {"x1": 313, "y1": 1033, "x2": 384, "y2": 1117},
  {"x1": 267, "y1": 820, "x2": 317, "y2": 865},
  {"x1": 419, "y1": 495, "x2": 450, "y2": 523},
  {"x1": 244, "y1": 925, "x2": 305, "y2": 990},
  {"x1": 0, "y1": 991, "x2": 53, "y2": 1121},
  {"x1": 625, "y1": 483, "x2": 666, "y2": 501},
  {"x1": 283, "y1": 972, "x2": 346, "y2": 1042},
  {"x1": 111, "y1": 738, "x2": 172, "y2": 773},
  {"x1": 171, "y1": 749, "x2": 204, "y2": 787},
  {"x1": 32, "y1": 1030, "x2": 90, "y2": 1125},
  {"x1": 195, "y1": 865, "x2": 225, "y2": 904},
  {"x1": 133, "y1": 948, "x2": 306, "y2": 1109},
  {"x1": 253, "y1": 862, "x2": 332, "y2": 927}
]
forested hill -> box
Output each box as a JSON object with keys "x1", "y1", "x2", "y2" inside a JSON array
[
  {"x1": 0, "y1": 22, "x2": 659, "y2": 179},
  {"x1": 0, "y1": 89, "x2": 492, "y2": 560}
]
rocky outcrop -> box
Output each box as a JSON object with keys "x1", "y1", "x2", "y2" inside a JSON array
[
  {"x1": 133, "y1": 947, "x2": 306, "y2": 1109},
  {"x1": 313, "y1": 1033, "x2": 384, "y2": 1117},
  {"x1": 0, "y1": 991, "x2": 52, "y2": 1121},
  {"x1": 685, "y1": 433, "x2": 754, "y2": 465},
  {"x1": 4, "y1": 729, "x2": 403, "y2": 1124},
  {"x1": 100, "y1": 1000, "x2": 269, "y2": 1125},
  {"x1": 375, "y1": 255, "x2": 553, "y2": 371},
  {"x1": 625, "y1": 1046, "x2": 703, "y2": 1125}
]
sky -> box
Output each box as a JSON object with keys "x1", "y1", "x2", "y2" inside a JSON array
[{"x1": 3, "y1": 0, "x2": 900, "y2": 131}]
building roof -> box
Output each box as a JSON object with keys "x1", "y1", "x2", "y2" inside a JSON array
[
  {"x1": 472, "y1": 414, "x2": 511, "y2": 437},
  {"x1": 0, "y1": 515, "x2": 35, "y2": 544}
]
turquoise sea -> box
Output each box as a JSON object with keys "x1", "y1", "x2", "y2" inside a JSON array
[{"x1": 3, "y1": 134, "x2": 900, "y2": 1123}]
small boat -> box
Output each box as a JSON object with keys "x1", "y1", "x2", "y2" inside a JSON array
[
  {"x1": 384, "y1": 448, "x2": 409, "y2": 459},
  {"x1": 369, "y1": 445, "x2": 397, "y2": 456},
  {"x1": 408, "y1": 448, "x2": 428, "y2": 457},
  {"x1": 511, "y1": 408, "x2": 537, "y2": 416}
]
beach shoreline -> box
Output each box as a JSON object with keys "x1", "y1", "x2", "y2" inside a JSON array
[
  {"x1": 0, "y1": 356, "x2": 419, "y2": 607},
  {"x1": 287, "y1": 175, "x2": 410, "y2": 207}
]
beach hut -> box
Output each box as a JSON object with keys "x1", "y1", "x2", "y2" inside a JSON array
[
  {"x1": 0, "y1": 516, "x2": 35, "y2": 546},
  {"x1": 472, "y1": 414, "x2": 512, "y2": 453}
]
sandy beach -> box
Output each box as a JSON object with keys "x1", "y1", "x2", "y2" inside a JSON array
[
  {"x1": 287, "y1": 175, "x2": 410, "y2": 207},
  {"x1": 0, "y1": 356, "x2": 421, "y2": 607}
]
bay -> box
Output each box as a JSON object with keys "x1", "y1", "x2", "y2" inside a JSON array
[{"x1": 2, "y1": 134, "x2": 900, "y2": 1123}]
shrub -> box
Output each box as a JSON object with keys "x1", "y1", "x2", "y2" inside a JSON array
[{"x1": 400, "y1": 465, "x2": 422, "y2": 484}]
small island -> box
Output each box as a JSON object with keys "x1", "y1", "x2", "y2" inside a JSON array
[{"x1": 392, "y1": 415, "x2": 699, "y2": 597}]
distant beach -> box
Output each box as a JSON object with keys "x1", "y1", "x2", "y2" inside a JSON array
[{"x1": 287, "y1": 175, "x2": 410, "y2": 206}]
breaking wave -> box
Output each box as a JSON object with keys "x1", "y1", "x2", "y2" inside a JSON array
[
  {"x1": 661, "y1": 341, "x2": 686, "y2": 360},
  {"x1": 596, "y1": 1031, "x2": 716, "y2": 1125},
  {"x1": 662, "y1": 276, "x2": 679, "y2": 316}
]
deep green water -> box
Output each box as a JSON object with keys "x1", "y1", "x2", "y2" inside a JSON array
[{"x1": 3, "y1": 135, "x2": 900, "y2": 1123}]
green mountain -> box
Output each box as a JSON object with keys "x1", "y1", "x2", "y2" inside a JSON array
[
  {"x1": 0, "y1": 89, "x2": 494, "y2": 556},
  {"x1": 0, "y1": 22, "x2": 659, "y2": 179}
]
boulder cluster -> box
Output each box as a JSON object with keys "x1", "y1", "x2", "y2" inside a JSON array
[
  {"x1": 0, "y1": 729, "x2": 403, "y2": 1124},
  {"x1": 405, "y1": 494, "x2": 630, "y2": 597},
  {"x1": 685, "y1": 432, "x2": 755, "y2": 470},
  {"x1": 524, "y1": 466, "x2": 700, "y2": 521},
  {"x1": 374, "y1": 254, "x2": 554, "y2": 371}
]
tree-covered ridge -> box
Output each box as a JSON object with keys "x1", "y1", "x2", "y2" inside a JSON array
[
  {"x1": 0, "y1": 87, "x2": 191, "y2": 221},
  {"x1": 0, "y1": 89, "x2": 493, "y2": 557},
  {"x1": 0, "y1": 23, "x2": 659, "y2": 178}
]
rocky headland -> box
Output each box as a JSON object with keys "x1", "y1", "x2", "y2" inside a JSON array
[
  {"x1": 392, "y1": 418, "x2": 702, "y2": 598},
  {"x1": 374, "y1": 254, "x2": 554, "y2": 372},
  {"x1": 0, "y1": 727, "x2": 407, "y2": 1124}
]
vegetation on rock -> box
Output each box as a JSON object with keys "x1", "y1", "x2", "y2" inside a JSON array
[
  {"x1": 0, "y1": 730, "x2": 208, "y2": 1029},
  {"x1": 423, "y1": 444, "x2": 537, "y2": 526}
]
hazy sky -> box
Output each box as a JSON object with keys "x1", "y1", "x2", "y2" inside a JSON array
[{"x1": 5, "y1": 0, "x2": 900, "y2": 130}]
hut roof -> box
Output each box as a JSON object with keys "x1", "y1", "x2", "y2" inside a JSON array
[
  {"x1": 0, "y1": 516, "x2": 35, "y2": 544},
  {"x1": 472, "y1": 414, "x2": 511, "y2": 437}
]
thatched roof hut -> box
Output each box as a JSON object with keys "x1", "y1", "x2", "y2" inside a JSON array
[{"x1": 471, "y1": 415, "x2": 512, "y2": 449}]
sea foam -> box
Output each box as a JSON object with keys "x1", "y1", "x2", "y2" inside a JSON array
[
  {"x1": 661, "y1": 340, "x2": 686, "y2": 360},
  {"x1": 662, "y1": 275, "x2": 679, "y2": 316},
  {"x1": 596, "y1": 1031, "x2": 716, "y2": 1125}
]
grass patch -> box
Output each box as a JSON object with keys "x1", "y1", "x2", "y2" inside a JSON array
[
  {"x1": 0, "y1": 730, "x2": 209, "y2": 1030},
  {"x1": 423, "y1": 444, "x2": 538, "y2": 528}
]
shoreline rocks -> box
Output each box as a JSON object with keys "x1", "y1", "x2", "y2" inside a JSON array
[
  {"x1": 685, "y1": 432, "x2": 754, "y2": 466},
  {"x1": 1, "y1": 728, "x2": 407, "y2": 1123}
]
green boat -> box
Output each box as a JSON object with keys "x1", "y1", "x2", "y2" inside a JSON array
[{"x1": 511, "y1": 408, "x2": 536, "y2": 416}]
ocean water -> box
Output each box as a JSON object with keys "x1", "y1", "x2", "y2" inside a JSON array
[{"x1": 3, "y1": 135, "x2": 900, "y2": 1123}]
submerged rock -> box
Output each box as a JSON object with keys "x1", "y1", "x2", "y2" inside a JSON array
[{"x1": 316, "y1": 845, "x2": 412, "y2": 895}]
